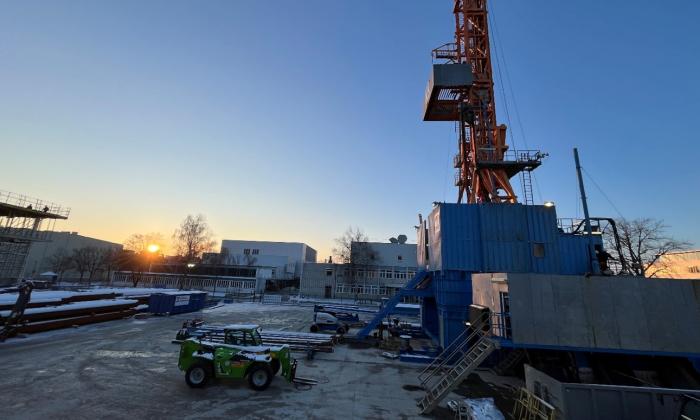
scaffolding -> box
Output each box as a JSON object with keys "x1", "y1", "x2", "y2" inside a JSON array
[{"x1": 0, "y1": 190, "x2": 69, "y2": 285}]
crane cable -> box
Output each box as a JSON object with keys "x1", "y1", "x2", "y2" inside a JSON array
[{"x1": 489, "y1": 2, "x2": 544, "y2": 204}]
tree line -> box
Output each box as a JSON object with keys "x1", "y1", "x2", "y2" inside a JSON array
[{"x1": 43, "y1": 214, "x2": 217, "y2": 284}]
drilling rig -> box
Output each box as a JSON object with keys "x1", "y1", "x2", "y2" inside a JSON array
[{"x1": 423, "y1": 0, "x2": 545, "y2": 204}]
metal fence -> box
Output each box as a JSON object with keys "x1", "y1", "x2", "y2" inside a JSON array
[{"x1": 112, "y1": 271, "x2": 260, "y2": 295}]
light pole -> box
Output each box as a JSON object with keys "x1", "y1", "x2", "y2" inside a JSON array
[{"x1": 183, "y1": 262, "x2": 195, "y2": 290}]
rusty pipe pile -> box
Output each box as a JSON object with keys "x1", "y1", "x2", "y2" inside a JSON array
[{"x1": 0, "y1": 292, "x2": 140, "y2": 335}]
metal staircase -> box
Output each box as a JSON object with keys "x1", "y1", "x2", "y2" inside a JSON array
[
  {"x1": 416, "y1": 319, "x2": 498, "y2": 414},
  {"x1": 493, "y1": 348, "x2": 526, "y2": 375},
  {"x1": 355, "y1": 270, "x2": 430, "y2": 339}
]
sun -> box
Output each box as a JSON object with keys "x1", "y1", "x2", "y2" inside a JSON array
[{"x1": 147, "y1": 244, "x2": 160, "y2": 253}]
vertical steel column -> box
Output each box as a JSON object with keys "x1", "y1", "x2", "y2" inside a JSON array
[{"x1": 574, "y1": 148, "x2": 601, "y2": 275}]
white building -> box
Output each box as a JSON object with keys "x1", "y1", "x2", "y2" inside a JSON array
[{"x1": 220, "y1": 240, "x2": 317, "y2": 280}]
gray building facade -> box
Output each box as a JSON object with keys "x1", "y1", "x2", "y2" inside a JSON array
[{"x1": 22, "y1": 231, "x2": 122, "y2": 280}]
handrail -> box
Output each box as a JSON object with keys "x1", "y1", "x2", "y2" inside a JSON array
[
  {"x1": 418, "y1": 313, "x2": 489, "y2": 387},
  {"x1": 0, "y1": 190, "x2": 70, "y2": 218}
]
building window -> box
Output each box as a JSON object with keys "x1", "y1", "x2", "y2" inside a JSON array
[
  {"x1": 689, "y1": 266, "x2": 700, "y2": 273},
  {"x1": 398, "y1": 255, "x2": 403, "y2": 261},
  {"x1": 252, "y1": 249, "x2": 259, "y2": 255},
  {"x1": 533, "y1": 243, "x2": 545, "y2": 258},
  {"x1": 325, "y1": 269, "x2": 333, "y2": 277},
  {"x1": 243, "y1": 249, "x2": 251, "y2": 255}
]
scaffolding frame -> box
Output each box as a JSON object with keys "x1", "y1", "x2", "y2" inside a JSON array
[{"x1": 0, "y1": 190, "x2": 69, "y2": 284}]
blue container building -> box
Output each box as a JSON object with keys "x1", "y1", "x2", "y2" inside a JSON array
[{"x1": 416, "y1": 203, "x2": 601, "y2": 348}]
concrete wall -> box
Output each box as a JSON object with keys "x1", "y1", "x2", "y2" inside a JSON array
[
  {"x1": 300, "y1": 262, "x2": 338, "y2": 298},
  {"x1": 524, "y1": 364, "x2": 700, "y2": 420},
  {"x1": 22, "y1": 231, "x2": 122, "y2": 280},
  {"x1": 476, "y1": 273, "x2": 700, "y2": 355},
  {"x1": 220, "y1": 240, "x2": 317, "y2": 279}
]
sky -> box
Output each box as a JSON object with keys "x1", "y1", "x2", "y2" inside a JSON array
[{"x1": 2, "y1": 0, "x2": 699, "y2": 260}]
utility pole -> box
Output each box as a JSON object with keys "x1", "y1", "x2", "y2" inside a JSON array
[{"x1": 574, "y1": 148, "x2": 601, "y2": 275}]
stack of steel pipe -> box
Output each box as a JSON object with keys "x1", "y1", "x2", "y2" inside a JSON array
[
  {"x1": 260, "y1": 330, "x2": 337, "y2": 352},
  {"x1": 187, "y1": 326, "x2": 337, "y2": 353},
  {"x1": 0, "y1": 297, "x2": 139, "y2": 334}
]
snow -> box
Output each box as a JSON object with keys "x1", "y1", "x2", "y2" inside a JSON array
[
  {"x1": 395, "y1": 303, "x2": 420, "y2": 309},
  {"x1": 220, "y1": 324, "x2": 260, "y2": 330},
  {"x1": 0, "y1": 299, "x2": 138, "y2": 317},
  {"x1": 193, "y1": 351, "x2": 214, "y2": 360},
  {"x1": 0, "y1": 287, "x2": 200, "y2": 305},
  {"x1": 448, "y1": 398, "x2": 505, "y2": 420}
]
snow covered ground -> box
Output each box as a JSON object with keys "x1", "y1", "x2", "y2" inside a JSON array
[{"x1": 0, "y1": 302, "x2": 517, "y2": 419}]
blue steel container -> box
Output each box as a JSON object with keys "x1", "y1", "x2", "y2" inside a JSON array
[
  {"x1": 421, "y1": 297, "x2": 440, "y2": 342},
  {"x1": 438, "y1": 307, "x2": 470, "y2": 348},
  {"x1": 558, "y1": 234, "x2": 603, "y2": 274},
  {"x1": 148, "y1": 291, "x2": 207, "y2": 315},
  {"x1": 433, "y1": 270, "x2": 472, "y2": 308},
  {"x1": 428, "y1": 203, "x2": 596, "y2": 275}
]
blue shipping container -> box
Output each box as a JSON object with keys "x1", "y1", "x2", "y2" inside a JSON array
[
  {"x1": 427, "y1": 203, "x2": 595, "y2": 276},
  {"x1": 148, "y1": 291, "x2": 207, "y2": 315}
]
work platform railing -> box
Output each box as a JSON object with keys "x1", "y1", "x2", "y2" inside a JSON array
[{"x1": 0, "y1": 190, "x2": 70, "y2": 218}]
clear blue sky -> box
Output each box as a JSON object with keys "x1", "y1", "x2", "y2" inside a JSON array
[{"x1": 2, "y1": 0, "x2": 698, "y2": 258}]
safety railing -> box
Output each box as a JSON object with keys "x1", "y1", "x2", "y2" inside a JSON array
[
  {"x1": 490, "y1": 312, "x2": 512, "y2": 340},
  {"x1": 0, "y1": 190, "x2": 70, "y2": 218},
  {"x1": 476, "y1": 149, "x2": 546, "y2": 165},
  {"x1": 432, "y1": 42, "x2": 458, "y2": 62}
]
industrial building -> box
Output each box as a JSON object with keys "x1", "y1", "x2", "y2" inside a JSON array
[
  {"x1": 112, "y1": 265, "x2": 266, "y2": 295},
  {"x1": 646, "y1": 250, "x2": 700, "y2": 279},
  {"x1": 0, "y1": 190, "x2": 69, "y2": 286},
  {"x1": 219, "y1": 240, "x2": 317, "y2": 281},
  {"x1": 21, "y1": 231, "x2": 122, "y2": 281},
  {"x1": 300, "y1": 241, "x2": 417, "y2": 299}
]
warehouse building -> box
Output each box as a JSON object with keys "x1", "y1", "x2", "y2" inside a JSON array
[{"x1": 22, "y1": 231, "x2": 122, "y2": 280}]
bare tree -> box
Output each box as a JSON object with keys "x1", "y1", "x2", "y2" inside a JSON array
[
  {"x1": 606, "y1": 218, "x2": 690, "y2": 277},
  {"x1": 45, "y1": 249, "x2": 73, "y2": 281},
  {"x1": 172, "y1": 214, "x2": 216, "y2": 261},
  {"x1": 333, "y1": 227, "x2": 380, "y2": 283},
  {"x1": 99, "y1": 248, "x2": 121, "y2": 283},
  {"x1": 333, "y1": 226, "x2": 369, "y2": 263},
  {"x1": 115, "y1": 250, "x2": 145, "y2": 287},
  {"x1": 71, "y1": 247, "x2": 95, "y2": 282},
  {"x1": 123, "y1": 232, "x2": 165, "y2": 253}
]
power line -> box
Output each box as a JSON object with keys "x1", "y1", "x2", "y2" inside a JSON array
[
  {"x1": 489, "y1": 3, "x2": 544, "y2": 204},
  {"x1": 582, "y1": 167, "x2": 625, "y2": 219}
]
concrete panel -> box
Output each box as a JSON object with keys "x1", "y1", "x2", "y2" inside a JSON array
[
  {"x1": 555, "y1": 276, "x2": 594, "y2": 347},
  {"x1": 483, "y1": 274, "x2": 700, "y2": 355},
  {"x1": 525, "y1": 364, "x2": 700, "y2": 420},
  {"x1": 615, "y1": 278, "x2": 653, "y2": 350},
  {"x1": 584, "y1": 277, "x2": 621, "y2": 349},
  {"x1": 508, "y1": 273, "x2": 539, "y2": 344}
]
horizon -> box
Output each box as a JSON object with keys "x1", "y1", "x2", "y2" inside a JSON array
[{"x1": 3, "y1": 1, "x2": 698, "y2": 260}]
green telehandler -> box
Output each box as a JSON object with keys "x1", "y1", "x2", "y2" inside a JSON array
[{"x1": 178, "y1": 324, "x2": 297, "y2": 390}]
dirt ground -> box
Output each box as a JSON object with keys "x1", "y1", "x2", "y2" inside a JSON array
[{"x1": 0, "y1": 302, "x2": 519, "y2": 419}]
